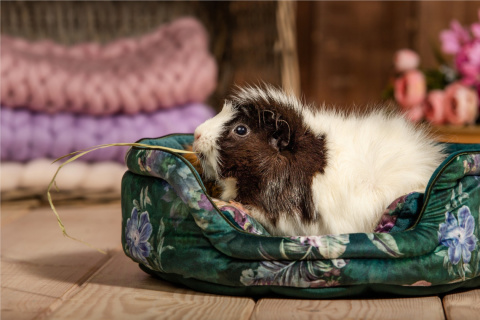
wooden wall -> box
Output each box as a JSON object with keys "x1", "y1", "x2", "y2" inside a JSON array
[{"x1": 297, "y1": 1, "x2": 480, "y2": 109}]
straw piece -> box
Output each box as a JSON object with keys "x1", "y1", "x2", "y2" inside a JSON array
[{"x1": 47, "y1": 142, "x2": 195, "y2": 254}]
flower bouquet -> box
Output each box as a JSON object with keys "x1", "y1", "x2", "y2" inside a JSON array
[{"x1": 385, "y1": 10, "x2": 480, "y2": 125}]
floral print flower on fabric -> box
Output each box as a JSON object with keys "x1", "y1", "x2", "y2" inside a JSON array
[
  {"x1": 240, "y1": 255, "x2": 349, "y2": 288},
  {"x1": 240, "y1": 260, "x2": 349, "y2": 288},
  {"x1": 212, "y1": 199, "x2": 266, "y2": 235},
  {"x1": 291, "y1": 234, "x2": 350, "y2": 259},
  {"x1": 438, "y1": 207, "x2": 477, "y2": 265},
  {"x1": 373, "y1": 194, "x2": 409, "y2": 233},
  {"x1": 198, "y1": 194, "x2": 214, "y2": 211},
  {"x1": 463, "y1": 154, "x2": 480, "y2": 175},
  {"x1": 125, "y1": 207, "x2": 153, "y2": 264}
]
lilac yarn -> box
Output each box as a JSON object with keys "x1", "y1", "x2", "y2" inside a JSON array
[{"x1": 1, "y1": 104, "x2": 215, "y2": 163}]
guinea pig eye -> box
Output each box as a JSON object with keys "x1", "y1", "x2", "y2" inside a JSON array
[{"x1": 233, "y1": 125, "x2": 249, "y2": 136}]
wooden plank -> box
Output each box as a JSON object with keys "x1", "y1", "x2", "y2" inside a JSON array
[
  {"x1": 1, "y1": 204, "x2": 122, "y2": 319},
  {"x1": 228, "y1": 2, "x2": 283, "y2": 88},
  {"x1": 305, "y1": 1, "x2": 415, "y2": 108},
  {"x1": 443, "y1": 289, "x2": 480, "y2": 320},
  {"x1": 296, "y1": 1, "x2": 314, "y2": 96},
  {"x1": 1, "y1": 200, "x2": 41, "y2": 226},
  {"x1": 417, "y1": 1, "x2": 480, "y2": 69},
  {"x1": 48, "y1": 252, "x2": 256, "y2": 320},
  {"x1": 432, "y1": 125, "x2": 480, "y2": 144},
  {"x1": 251, "y1": 296, "x2": 445, "y2": 320}
]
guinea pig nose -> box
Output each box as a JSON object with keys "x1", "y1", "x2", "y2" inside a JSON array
[{"x1": 194, "y1": 132, "x2": 201, "y2": 140}]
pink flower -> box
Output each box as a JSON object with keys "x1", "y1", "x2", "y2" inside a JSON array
[
  {"x1": 472, "y1": 22, "x2": 480, "y2": 39},
  {"x1": 424, "y1": 90, "x2": 446, "y2": 125},
  {"x1": 444, "y1": 82, "x2": 479, "y2": 125},
  {"x1": 394, "y1": 70, "x2": 427, "y2": 108},
  {"x1": 440, "y1": 20, "x2": 471, "y2": 54},
  {"x1": 441, "y1": 11, "x2": 480, "y2": 87},
  {"x1": 455, "y1": 40, "x2": 480, "y2": 86},
  {"x1": 403, "y1": 104, "x2": 424, "y2": 123},
  {"x1": 394, "y1": 49, "x2": 420, "y2": 72}
]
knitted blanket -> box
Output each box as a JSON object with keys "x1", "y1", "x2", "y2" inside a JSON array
[
  {"x1": 1, "y1": 17, "x2": 217, "y2": 115},
  {"x1": 1, "y1": 159, "x2": 124, "y2": 192},
  {"x1": 1, "y1": 103, "x2": 215, "y2": 163}
]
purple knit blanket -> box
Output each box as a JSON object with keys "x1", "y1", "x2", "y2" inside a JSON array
[{"x1": 1, "y1": 104, "x2": 214, "y2": 163}]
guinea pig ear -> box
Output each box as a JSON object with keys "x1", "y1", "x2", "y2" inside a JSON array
[
  {"x1": 261, "y1": 110, "x2": 291, "y2": 151},
  {"x1": 261, "y1": 110, "x2": 276, "y2": 126},
  {"x1": 270, "y1": 119, "x2": 291, "y2": 151}
]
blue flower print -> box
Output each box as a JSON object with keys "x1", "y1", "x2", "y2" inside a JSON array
[
  {"x1": 125, "y1": 207, "x2": 153, "y2": 264},
  {"x1": 438, "y1": 206, "x2": 477, "y2": 265}
]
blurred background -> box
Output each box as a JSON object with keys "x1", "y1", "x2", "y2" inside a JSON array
[
  {"x1": 1, "y1": 1, "x2": 479, "y2": 205},
  {"x1": 298, "y1": 1, "x2": 479, "y2": 108}
]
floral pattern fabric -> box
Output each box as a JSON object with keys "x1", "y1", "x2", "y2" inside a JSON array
[
  {"x1": 125, "y1": 207, "x2": 153, "y2": 264},
  {"x1": 121, "y1": 135, "x2": 480, "y2": 298}
]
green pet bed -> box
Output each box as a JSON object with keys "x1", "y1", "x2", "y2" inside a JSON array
[{"x1": 121, "y1": 134, "x2": 480, "y2": 298}]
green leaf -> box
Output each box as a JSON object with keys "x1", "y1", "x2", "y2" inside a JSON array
[
  {"x1": 281, "y1": 240, "x2": 315, "y2": 260},
  {"x1": 367, "y1": 233, "x2": 403, "y2": 257},
  {"x1": 307, "y1": 260, "x2": 332, "y2": 274},
  {"x1": 154, "y1": 218, "x2": 174, "y2": 272},
  {"x1": 464, "y1": 263, "x2": 472, "y2": 275},
  {"x1": 169, "y1": 198, "x2": 191, "y2": 228},
  {"x1": 317, "y1": 235, "x2": 350, "y2": 259},
  {"x1": 140, "y1": 187, "x2": 145, "y2": 208},
  {"x1": 434, "y1": 246, "x2": 447, "y2": 255},
  {"x1": 133, "y1": 199, "x2": 141, "y2": 211},
  {"x1": 161, "y1": 189, "x2": 176, "y2": 203},
  {"x1": 448, "y1": 264, "x2": 455, "y2": 276},
  {"x1": 143, "y1": 186, "x2": 151, "y2": 208},
  {"x1": 381, "y1": 84, "x2": 394, "y2": 100},
  {"x1": 424, "y1": 68, "x2": 449, "y2": 91},
  {"x1": 457, "y1": 263, "x2": 465, "y2": 280}
]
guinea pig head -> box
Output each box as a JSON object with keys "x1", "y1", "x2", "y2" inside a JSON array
[{"x1": 193, "y1": 86, "x2": 327, "y2": 227}]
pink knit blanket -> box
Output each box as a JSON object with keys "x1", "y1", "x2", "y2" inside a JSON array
[{"x1": 1, "y1": 17, "x2": 217, "y2": 115}]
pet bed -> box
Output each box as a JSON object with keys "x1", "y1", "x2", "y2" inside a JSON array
[{"x1": 121, "y1": 134, "x2": 480, "y2": 298}]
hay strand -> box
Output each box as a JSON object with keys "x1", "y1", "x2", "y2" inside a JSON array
[{"x1": 47, "y1": 142, "x2": 195, "y2": 254}]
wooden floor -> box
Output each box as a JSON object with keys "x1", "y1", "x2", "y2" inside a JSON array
[{"x1": 2, "y1": 201, "x2": 479, "y2": 320}]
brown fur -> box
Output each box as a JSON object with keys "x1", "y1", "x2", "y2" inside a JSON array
[{"x1": 216, "y1": 99, "x2": 327, "y2": 227}]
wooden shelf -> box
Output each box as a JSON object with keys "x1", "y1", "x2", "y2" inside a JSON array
[{"x1": 431, "y1": 125, "x2": 480, "y2": 144}]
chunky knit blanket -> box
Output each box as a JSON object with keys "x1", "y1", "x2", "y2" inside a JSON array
[
  {"x1": 1, "y1": 17, "x2": 217, "y2": 115},
  {"x1": 1, "y1": 159, "x2": 124, "y2": 192},
  {"x1": 1, "y1": 103, "x2": 215, "y2": 163}
]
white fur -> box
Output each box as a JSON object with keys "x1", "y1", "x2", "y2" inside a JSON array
[
  {"x1": 306, "y1": 110, "x2": 444, "y2": 235},
  {"x1": 194, "y1": 86, "x2": 445, "y2": 236},
  {"x1": 233, "y1": 85, "x2": 308, "y2": 116},
  {"x1": 219, "y1": 177, "x2": 238, "y2": 200},
  {"x1": 193, "y1": 101, "x2": 237, "y2": 179}
]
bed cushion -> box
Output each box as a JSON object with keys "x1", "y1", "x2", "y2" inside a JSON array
[{"x1": 121, "y1": 134, "x2": 480, "y2": 298}]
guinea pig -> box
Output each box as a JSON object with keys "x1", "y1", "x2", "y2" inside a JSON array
[{"x1": 193, "y1": 85, "x2": 445, "y2": 236}]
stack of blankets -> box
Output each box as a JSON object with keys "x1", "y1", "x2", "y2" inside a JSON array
[{"x1": 1, "y1": 17, "x2": 217, "y2": 198}]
